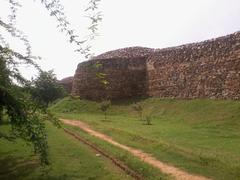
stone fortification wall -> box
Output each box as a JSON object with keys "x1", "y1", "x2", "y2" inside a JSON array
[
  {"x1": 147, "y1": 32, "x2": 240, "y2": 99},
  {"x1": 72, "y1": 47, "x2": 154, "y2": 100},
  {"x1": 59, "y1": 76, "x2": 73, "y2": 93},
  {"x1": 72, "y1": 32, "x2": 240, "y2": 100}
]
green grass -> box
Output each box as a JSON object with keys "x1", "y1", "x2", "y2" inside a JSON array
[
  {"x1": 64, "y1": 124, "x2": 170, "y2": 180},
  {"x1": 0, "y1": 122, "x2": 133, "y2": 180},
  {"x1": 50, "y1": 96, "x2": 240, "y2": 180}
]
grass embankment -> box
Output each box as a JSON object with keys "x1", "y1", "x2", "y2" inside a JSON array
[
  {"x1": 50, "y1": 96, "x2": 240, "y2": 180},
  {"x1": 0, "y1": 122, "x2": 133, "y2": 180}
]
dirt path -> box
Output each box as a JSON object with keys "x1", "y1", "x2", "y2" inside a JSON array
[
  {"x1": 64, "y1": 128, "x2": 143, "y2": 180},
  {"x1": 62, "y1": 119, "x2": 211, "y2": 180}
]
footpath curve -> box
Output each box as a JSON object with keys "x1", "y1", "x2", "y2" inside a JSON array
[{"x1": 62, "y1": 119, "x2": 211, "y2": 180}]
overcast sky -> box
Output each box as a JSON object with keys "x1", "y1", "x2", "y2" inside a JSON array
[{"x1": 1, "y1": 0, "x2": 240, "y2": 79}]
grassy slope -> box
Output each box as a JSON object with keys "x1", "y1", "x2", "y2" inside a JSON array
[
  {"x1": 64, "y1": 123, "x2": 170, "y2": 180},
  {"x1": 50, "y1": 97, "x2": 240, "y2": 180},
  {"x1": 0, "y1": 122, "x2": 132, "y2": 180}
]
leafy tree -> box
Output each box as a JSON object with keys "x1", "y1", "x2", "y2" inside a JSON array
[
  {"x1": 99, "y1": 100, "x2": 111, "y2": 121},
  {"x1": 0, "y1": 0, "x2": 102, "y2": 58},
  {"x1": 0, "y1": 0, "x2": 102, "y2": 165},
  {"x1": 0, "y1": 46, "x2": 57, "y2": 165},
  {"x1": 31, "y1": 70, "x2": 66, "y2": 107},
  {"x1": 0, "y1": 49, "x2": 9, "y2": 124}
]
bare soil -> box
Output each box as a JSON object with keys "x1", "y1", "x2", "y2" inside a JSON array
[{"x1": 62, "y1": 119, "x2": 211, "y2": 180}]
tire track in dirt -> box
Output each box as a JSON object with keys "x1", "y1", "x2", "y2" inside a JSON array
[
  {"x1": 64, "y1": 128, "x2": 143, "y2": 180},
  {"x1": 62, "y1": 119, "x2": 211, "y2": 180}
]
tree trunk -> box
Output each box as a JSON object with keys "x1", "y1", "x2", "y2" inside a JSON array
[{"x1": 0, "y1": 106, "x2": 3, "y2": 124}]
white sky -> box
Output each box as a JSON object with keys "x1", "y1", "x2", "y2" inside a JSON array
[{"x1": 1, "y1": 0, "x2": 240, "y2": 80}]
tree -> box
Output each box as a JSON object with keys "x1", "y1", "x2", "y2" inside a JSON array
[
  {"x1": 99, "y1": 100, "x2": 111, "y2": 121},
  {"x1": 132, "y1": 102, "x2": 153, "y2": 125},
  {"x1": 0, "y1": 0, "x2": 102, "y2": 165},
  {"x1": 0, "y1": 49, "x2": 10, "y2": 124},
  {"x1": 31, "y1": 70, "x2": 66, "y2": 107},
  {"x1": 0, "y1": 46, "x2": 54, "y2": 164},
  {"x1": 0, "y1": 0, "x2": 102, "y2": 58}
]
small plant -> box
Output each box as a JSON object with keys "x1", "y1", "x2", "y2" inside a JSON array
[
  {"x1": 144, "y1": 115, "x2": 153, "y2": 125},
  {"x1": 132, "y1": 102, "x2": 143, "y2": 121},
  {"x1": 99, "y1": 100, "x2": 111, "y2": 121}
]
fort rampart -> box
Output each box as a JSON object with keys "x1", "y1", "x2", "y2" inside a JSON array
[{"x1": 72, "y1": 32, "x2": 240, "y2": 100}]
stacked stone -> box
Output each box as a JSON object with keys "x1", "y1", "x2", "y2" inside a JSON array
[
  {"x1": 91, "y1": 46, "x2": 154, "y2": 60},
  {"x1": 72, "y1": 31, "x2": 240, "y2": 100},
  {"x1": 59, "y1": 76, "x2": 74, "y2": 93},
  {"x1": 147, "y1": 31, "x2": 240, "y2": 100},
  {"x1": 72, "y1": 47, "x2": 154, "y2": 100}
]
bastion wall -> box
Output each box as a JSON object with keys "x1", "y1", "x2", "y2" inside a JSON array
[{"x1": 72, "y1": 32, "x2": 240, "y2": 100}]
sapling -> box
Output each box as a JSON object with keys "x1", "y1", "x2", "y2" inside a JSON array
[
  {"x1": 99, "y1": 100, "x2": 111, "y2": 121},
  {"x1": 144, "y1": 115, "x2": 153, "y2": 125},
  {"x1": 132, "y1": 102, "x2": 143, "y2": 121}
]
